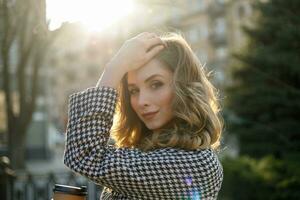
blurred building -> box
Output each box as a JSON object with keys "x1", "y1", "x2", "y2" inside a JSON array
[
  {"x1": 116, "y1": 0, "x2": 255, "y2": 158},
  {"x1": 45, "y1": 0, "x2": 255, "y2": 154},
  {"x1": 194, "y1": 0, "x2": 253, "y2": 88},
  {"x1": 116, "y1": 0, "x2": 255, "y2": 89},
  {"x1": 48, "y1": 22, "x2": 121, "y2": 134},
  {"x1": 0, "y1": 0, "x2": 256, "y2": 166},
  {"x1": 0, "y1": 2, "x2": 256, "y2": 199},
  {"x1": 1, "y1": 0, "x2": 255, "y2": 159}
]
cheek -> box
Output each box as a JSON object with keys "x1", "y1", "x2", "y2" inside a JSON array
[
  {"x1": 158, "y1": 89, "x2": 174, "y2": 108},
  {"x1": 130, "y1": 97, "x2": 137, "y2": 112}
]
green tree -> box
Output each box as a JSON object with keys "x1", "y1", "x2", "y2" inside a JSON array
[
  {"x1": 222, "y1": 0, "x2": 300, "y2": 199},
  {"x1": 226, "y1": 0, "x2": 300, "y2": 159},
  {"x1": 221, "y1": 155, "x2": 300, "y2": 199},
  {"x1": 0, "y1": 0, "x2": 61, "y2": 169}
]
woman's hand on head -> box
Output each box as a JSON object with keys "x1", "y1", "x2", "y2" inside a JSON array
[{"x1": 106, "y1": 32, "x2": 166, "y2": 73}]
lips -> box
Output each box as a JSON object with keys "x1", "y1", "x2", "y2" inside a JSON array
[{"x1": 142, "y1": 111, "x2": 158, "y2": 119}]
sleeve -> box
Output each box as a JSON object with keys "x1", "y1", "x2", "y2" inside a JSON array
[{"x1": 63, "y1": 86, "x2": 223, "y2": 200}]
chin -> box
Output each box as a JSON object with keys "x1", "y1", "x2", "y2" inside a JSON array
[
  {"x1": 146, "y1": 124, "x2": 162, "y2": 131},
  {"x1": 143, "y1": 121, "x2": 161, "y2": 130},
  {"x1": 145, "y1": 121, "x2": 170, "y2": 132},
  {"x1": 143, "y1": 117, "x2": 174, "y2": 132}
]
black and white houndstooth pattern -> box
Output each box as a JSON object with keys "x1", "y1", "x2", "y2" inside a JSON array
[{"x1": 64, "y1": 86, "x2": 223, "y2": 200}]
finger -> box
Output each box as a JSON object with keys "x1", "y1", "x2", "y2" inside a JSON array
[
  {"x1": 145, "y1": 33, "x2": 157, "y2": 38},
  {"x1": 145, "y1": 44, "x2": 165, "y2": 61},
  {"x1": 142, "y1": 32, "x2": 156, "y2": 37},
  {"x1": 139, "y1": 33, "x2": 156, "y2": 41},
  {"x1": 134, "y1": 32, "x2": 150, "y2": 39},
  {"x1": 145, "y1": 37, "x2": 166, "y2": 50}
]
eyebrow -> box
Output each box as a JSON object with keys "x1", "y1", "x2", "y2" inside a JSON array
[{"x1": 128, "y1": 74, "x2": 163, "y2": 87}]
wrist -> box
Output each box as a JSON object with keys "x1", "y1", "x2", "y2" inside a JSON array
[{"x1": 96, "y1": 63, "x2": 126, "y2": 89}]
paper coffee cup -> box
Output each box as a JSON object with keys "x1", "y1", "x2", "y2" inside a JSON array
[{"x1": 52, "y1": 184, "x2": 87, "y2": 200}]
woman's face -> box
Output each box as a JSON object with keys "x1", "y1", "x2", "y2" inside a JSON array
[{"x1": 127, "y1": 58, "x2": 174, "y2": 134}]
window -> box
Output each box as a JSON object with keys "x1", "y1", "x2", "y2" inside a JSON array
[
  {"x1": 33, "y1": 111, "x2": 46, "y2": 121},
  {"x1": 216, "y1": 47, "x2": 228, "y2": 60},
  {"x1": 215, "y1": 17, "x2": 226, "y2": 36},
  {"x1": 195, "y1": 0, "x2": 206, "y2": 11}
]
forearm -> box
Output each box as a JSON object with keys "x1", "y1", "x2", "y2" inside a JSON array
[
  {"x1": 63, "y1": 86, "x2": 118, "y2": 183},
  {"x1": 96, "y1": 61, "x2": 127, "y2": 89}
]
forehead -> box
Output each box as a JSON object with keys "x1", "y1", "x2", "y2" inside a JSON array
[{"x1": 127, "y1": 59, "x2": 172, "y2": 84}]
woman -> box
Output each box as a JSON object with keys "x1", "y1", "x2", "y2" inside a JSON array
[{"x1": 64, "y1": 32, "x2": 224, "y2": 200}]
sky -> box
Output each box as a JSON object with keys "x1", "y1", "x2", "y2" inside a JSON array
[{"x1": 46, "y1": 0, "x2": 135, "y2": 32}]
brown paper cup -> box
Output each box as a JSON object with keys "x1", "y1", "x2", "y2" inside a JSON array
[{"x1": 52, "y1": 184, "x2": 87, "y2": 200}]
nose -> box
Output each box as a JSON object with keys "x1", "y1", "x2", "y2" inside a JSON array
[{"x1": 137, "y1": 90, "x2": 151, "y2": 107}]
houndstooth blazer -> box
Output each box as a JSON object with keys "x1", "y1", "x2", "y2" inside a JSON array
[{"x1": 63, "y1": 86, "x2": 223, "y2": 200}]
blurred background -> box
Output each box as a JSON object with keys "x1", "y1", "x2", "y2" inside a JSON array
[{"x1": 0, "y1": 0, "x2": 299, "y2": 199}]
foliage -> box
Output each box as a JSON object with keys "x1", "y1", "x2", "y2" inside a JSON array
[
  {"x1": 219, "y1": 156, "x2": 300, "y2": 200},
  {"x1": 223, "y1": 0, "x2": 300, "y2": 199},
  {"x1": 225, "y1": 0, "x2": 300, "y2": 158}
]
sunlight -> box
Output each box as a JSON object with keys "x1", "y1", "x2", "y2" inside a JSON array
[{"x1": 46, "y1": 0, "x2": 135, "y2": 32}]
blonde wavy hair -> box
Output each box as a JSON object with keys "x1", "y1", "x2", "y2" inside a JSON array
[{"x1": 111, "y1": 32, "x2": 224, "y2": 152}]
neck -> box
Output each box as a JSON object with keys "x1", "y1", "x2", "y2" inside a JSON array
[{"x1": 152, "y1": 129, "x2": 161, "y2": 134}]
